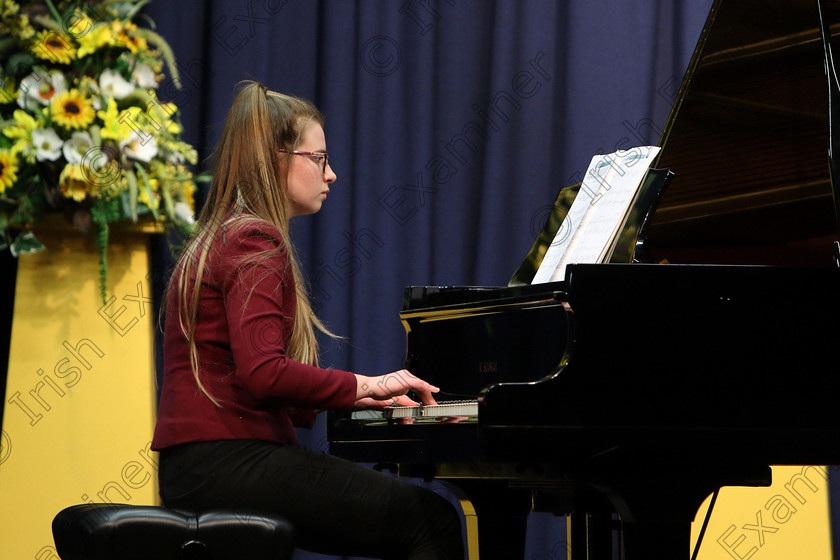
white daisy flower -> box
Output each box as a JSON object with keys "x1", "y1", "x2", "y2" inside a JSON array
[
  {"x1": 132, "y1": 64, "x2": 158, "y2": 89},
  {"x1": 32, "y1": 128, "x2": 63, "y2": 161},
  {"x1": 17, "y1": 71, "x2": 67, "y2": 109},
  {"x1": 174, "y1": 202, "x2": 195, "y2": 225},
  {"x1": 120, "y1": 131, "x2": 158, "y2": 162},
  {"x1": 164, "y1": 150, "x2": 185, "y2": 164},
  {"x1": 62, "y1": 131, "x2": 94, "y2": 164},
  {"x1": 99, "y1": 68, "x2": 135, "y2": 99}
]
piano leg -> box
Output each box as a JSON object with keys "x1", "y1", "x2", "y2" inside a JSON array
[
  {"x1": 592, "y1": 464, "x2": 772, "y2": 560},
  {"x1": 567, "y1": 513, "x2": 615, "y2": 560},
  {"x1": 442, "y1": 479, "x2": 531, "y2": 560},
  {"x1": 592, "y1": 480, "x2": 706, "y2": 560}
]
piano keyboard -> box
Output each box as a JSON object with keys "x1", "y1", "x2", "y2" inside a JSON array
[
  {"x1": 386, "y1": 400, "x2": 478, "y2": 419},
  {"x1": 350, "y1": 400, "x2": 478, "y2": 422}
]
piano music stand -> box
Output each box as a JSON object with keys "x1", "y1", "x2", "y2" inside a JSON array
[{"x1": 508, "y1": 168, "x2": 673, "y2": 286}]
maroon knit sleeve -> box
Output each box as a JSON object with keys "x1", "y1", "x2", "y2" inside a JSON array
[{"x1": 216, "y1": 221, "x2": 357, "y2": 410}]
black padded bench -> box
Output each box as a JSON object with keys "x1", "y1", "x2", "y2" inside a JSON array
[{"x1": 52, "y1": 504, "x2": 294, "y2": 560}]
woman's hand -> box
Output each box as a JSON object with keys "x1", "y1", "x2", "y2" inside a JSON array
[{"x1": 353, "y1": 369, "x2": 439, "y2": 407}]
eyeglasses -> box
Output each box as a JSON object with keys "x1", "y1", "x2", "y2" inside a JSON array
[{"x1": 278, "y1": 149, "x2": 329, "y2": 175}]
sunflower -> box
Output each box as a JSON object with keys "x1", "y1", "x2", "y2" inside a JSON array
[
  {"x1": 51, "y1": 89, "x2": 95, "y2": 130},
  {"x1": 31, "y1": 30, "x2": 77, "y2": 65},
  {"x1": 0, "y1": 149, "x2": 19, "y2": 194},
  {"x1": 113, "y1": 21, "x2": 148, "y2": 54}
]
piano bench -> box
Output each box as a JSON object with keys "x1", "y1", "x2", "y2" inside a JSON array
[{"x1": 51, "y1": 503, "x2": 295, "y2": 560}]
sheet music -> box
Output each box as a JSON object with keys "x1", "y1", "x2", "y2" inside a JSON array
[{"x1": 532, "y1": 146, "x2": 660, "y2": 284}]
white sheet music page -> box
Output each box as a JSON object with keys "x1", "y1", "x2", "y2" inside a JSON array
[{"x1": 531, "y1": 146, "x2": 660, "y2": 284}]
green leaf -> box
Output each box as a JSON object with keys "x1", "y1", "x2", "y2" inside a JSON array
[
  {"x1": 125, "y1": 168, "x2": 139, "y2": 222},
  {"x1": 160, "y1": 178, "x2": 176, "y2": 222},
  {"x1": 134, "y1": 162, "x2": 159, "y2": 220},
  {"x1": 193, "y1": 171, "x2": 213, "y2": 183},
  {"x1": 32, "y1": 15, "x2": 65, "y2": 35},
  {"x1": 42, "y1": 0, "x2": 63, "y2": 26},
  {"x1": 0, "y1": 37, "x2": 18, "y2": 53},
  {"x1": 91, "y1": 200, "x2": 110, "y2": 305},
  {"x1": 6, "y1": 53, "x2": 34, "y2": 78},
  {"x1": 89, "y1": 124, "x2": 101, "y2": 148},
  {"x1": 135, "y1": 13, "x2": 156, "y2": 30},
  {"x1": 125, "y1": 0, "x2": 153, "y2": 21},
  {"x1": 9, "y1": 231, "x2": 45, "y2": 257}
]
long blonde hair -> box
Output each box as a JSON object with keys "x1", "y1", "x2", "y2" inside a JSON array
[{"x1": 169, "y1": 81, "x2": 332, "y2": 405}]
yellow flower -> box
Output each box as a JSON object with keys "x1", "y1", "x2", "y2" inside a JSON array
[
  {"x1": 17, "y1": 14, "x2": 35, "y2": 40},
  {"x1": 97, "y1": 97, "x2": 133, "y2": 141},
  {"x1": 137, "y1": 177, "x2": 161, "y2": 210},
  {"x1": 59, "y1": 163, "x2": 89, "y2": 202},
  {"x1": 4, "y1": 109, "x2": 39, "y2": 140},
  {"x1": 148, "y1": 97, "x2": 181, "y2": 135},
  {"x1": 0, "y1": 0, "x2": 19, "y2": 19},
  {"x1": 77, "y1": 22, "x2": 115, "y2": 58},
  {"x1": 153, "y1": 162, "x2": 196, "y2": 208},
  {"x1": 73, "y1": 11, "x2": 116, "y2": 58},
  {"x1": 0, "y1": 149, "x2": 19, "y2": 194},
  {"x1": 51, "y1": 89, "x2": 95, "y2": 130},
  {"x1": 113, "y1": 21, "x2": 148, "y2": 54},
  {"x1": 181, "y1": 178, "x2": 196, "y2": 207},
  {"x1": 31, "y1": 30, "x2": 77, "y2": 65},
  {"x1": 67, "y1": 12, "x2": 94, "y2": 38},
  {"x1": 0, "y1": 1, "x2": 34, "y2": 39},
  {"x1": 3, "y1": 109, "x2": 42, "y2": 161}
]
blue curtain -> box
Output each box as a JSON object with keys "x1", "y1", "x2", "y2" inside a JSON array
[{"x1": 144, "y1": 1, "x2": 714, "y2": 558}]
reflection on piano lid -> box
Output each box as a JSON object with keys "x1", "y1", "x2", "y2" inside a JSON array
[{"x1": 647, "y1": 0, "x2": 840, "y2": 264}]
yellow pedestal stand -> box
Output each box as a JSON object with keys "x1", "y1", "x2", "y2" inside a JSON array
[
  {"x1": 691, "y1": 465, "x2": 833, "y2": 560},
  {"x1": 0, "y1": 226, "x2": 161, "y2": 560}
]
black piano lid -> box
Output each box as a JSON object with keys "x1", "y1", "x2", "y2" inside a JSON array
[
  {"x1": 648, "y1": 0, "x2": 840, "y2": 266},
  {"x1": 509, "y1": 0, "x2": 840, "y2": 287}
]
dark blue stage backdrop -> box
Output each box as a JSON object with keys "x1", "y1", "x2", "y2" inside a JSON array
[{"x1": 143, "y1": 2, "x2": 840, "y2": 559}]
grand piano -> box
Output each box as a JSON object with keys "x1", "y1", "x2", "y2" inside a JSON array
[{"x1": 328, "y1": 1, "x2": 840, "y2": 558}]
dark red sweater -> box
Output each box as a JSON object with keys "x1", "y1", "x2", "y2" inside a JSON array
[{"x1": 152, "y1": 219, "x2": 357, "y2": 450}]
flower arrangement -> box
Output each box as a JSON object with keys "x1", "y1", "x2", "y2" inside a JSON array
[{"x1": 0, "y1": 0, "x2": 199, "y2": 299}]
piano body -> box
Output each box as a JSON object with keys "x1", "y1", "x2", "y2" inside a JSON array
[{"x1": 328, "y1": 1, "x2": 840, "y2": 558}]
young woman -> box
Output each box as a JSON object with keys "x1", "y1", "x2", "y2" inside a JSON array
[{"x1": 151, "y1": 81, "x2": 464, "y2": 559}]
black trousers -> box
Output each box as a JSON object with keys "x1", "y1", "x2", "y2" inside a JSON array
[{"x1": 158, "y1": 440, "x2": 464, "y2": 559}]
